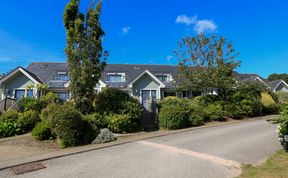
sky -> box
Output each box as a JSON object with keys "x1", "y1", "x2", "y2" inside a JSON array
[{"x1": 0, "y1": 0, "x2": 287, "y2": 78}]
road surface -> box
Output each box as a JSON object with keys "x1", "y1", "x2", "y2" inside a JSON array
[{"x1": 0, "y1": 119, "x2": 282, "y2": 178}]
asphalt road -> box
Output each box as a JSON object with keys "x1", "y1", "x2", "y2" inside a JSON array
[{"x1": 0, "y1": 119, "x2": 282, "y2": 178}]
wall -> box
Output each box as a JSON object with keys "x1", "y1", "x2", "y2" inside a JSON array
[
  {"x1": 3, "y1": 72, "x2": 35, "y2": 98},
  {"x1": 132, "y1": 73, "x2": 160, "y2": 100},
  {"x1": 276, "y1": 83, "x2": 288, "y2": 92}
]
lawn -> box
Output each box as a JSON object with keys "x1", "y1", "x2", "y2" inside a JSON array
[{"x1": 239, "y1": 150, "x2": 288, "y2": 178}]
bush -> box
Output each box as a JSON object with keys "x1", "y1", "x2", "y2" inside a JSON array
[
  {"x1": 39, "y1": 104, "x2": 59, "y2": 122},
  {"x1": 205, "y1": 103, "x2": 224, "y2": 121},
  {"x1": 18, "y1": 98, "x2": 44, "y2": 112},
  {"x1": 75, "y1": 97, "x2": 94, "y2": 114},
  {"x1": 275, "y1": 91, "x2": 288, "y2": 104},
  {"x1": 18, "y1": 110, "x2": 40, "y2": 132},
  {"x1": 83, "y1": 113, "x2": 107, "y2": 129},
  {"x1": 81, "y1": 114, "x2": 102, "y2": 144},
  {"x1": 159, "y1": 98, "x2": 190, "y2": 129},
  {"x1": 223, "y1": 103, "x2": 244, "y2": 119},
  {"x1": 40, "y1": 92, "x2": 62, "y2": 107},
  {"x1": 32, "y1": 120, "x2": 53, "y2": 140},
  {"x1": 49, "y1": 104, "x2": 84, "y2": 148},
  {"x1": 106, "y1": 114, "x2": 135, "y2": 133},
  {"x1": 94, "y1": 88, "x2": 143, "y2": 120},
  {"x1": 189, "y1": 115, "x2": 204, "y2": 126},
  {"x1": 0, "y1": 110, "x2": 19, "y2": 122},
  {"x1": 277, "y1": 104, "x2": 288, "y2": 151},
  {"x1": 0, "y1": 120, "x2": 22, "y2": 138}
]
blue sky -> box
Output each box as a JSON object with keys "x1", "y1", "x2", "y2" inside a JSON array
[{"x1": 0, "y1": 0, "x2": 287, "y2": 78}]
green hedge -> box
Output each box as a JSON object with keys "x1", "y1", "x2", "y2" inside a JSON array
[
  {"x1": 106, "y1": 114, "x2": 134, "y2": 133},
  {"x1": 159, "y1": 98, "x2": 191, "y2": 129}
]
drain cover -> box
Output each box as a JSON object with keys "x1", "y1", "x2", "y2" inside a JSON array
[{"x1": 12, "y1": 163, "x2": 46, "y2": 174}]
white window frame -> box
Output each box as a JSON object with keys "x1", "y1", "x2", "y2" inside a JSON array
[{"x1": 107, "y1": 73, "x2": 126, "y2": 82}]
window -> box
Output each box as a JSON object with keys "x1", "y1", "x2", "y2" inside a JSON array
[
  {"x1": 57, "y1": 73, "x2": 69, "y2": 81},
  {"x1": 55, "y1": 92, "x2": 68, "y2": 101},
  {"x1": 27, "y1": 89, "x2": 33, "y2": 98},
  {"x1": 107, "y1": 73, "x2": 125, "y2": 82},
  {"x1": 156, "y1": 74, "x2": 171, "y2": 82},
  {"x1": 15, "y1": 89, "x2": 25, "y2": 100}
]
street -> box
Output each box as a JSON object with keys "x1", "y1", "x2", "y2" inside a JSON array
[{"x1": 0, "y1": 119, "x2": 282, "y2": 178}]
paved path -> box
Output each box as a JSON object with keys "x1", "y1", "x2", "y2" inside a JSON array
[{"x1": 0, "y1": 119, "x2": 282, "y2": 178}]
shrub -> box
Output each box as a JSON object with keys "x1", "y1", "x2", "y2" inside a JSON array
[
  {"x1": 159, "y1": 98, "x2": 190, "y2": 130},
  {"x1": 40, "y1": 92, "x2": 62, "y2": 107},
  {"x1": 106, "y1": 114, "x2": 134, "y2": 133},
  {"x1": 189, "y1": 115, "x2": 204, "y2": 127},
  {"x1": 0, "y1": 120, "x2": 22, "y2": 138},
  {"x1": 0, "y1": 110, "x2": 19, "y2": 122},
  {"x1": 49, "y1": 104, "x2": 84, "y2": 148},
  {"x1": 94, "y1": 88, "x2": 143, "y2": 120},
  {"x1": 277, "y1": 104, "x2": 288, "y2": 150},
  {"x1": 275, "y1": 91, "x2": 288, "y2": 104},
  {"x1": 83, "y1": 113, "x2": 107, "y2": 129},
  {"x1": 39, "y1": 104, "x2": 59, "y2": 122},
  {"x1": 81, "y1": 114, "x2": 101, "y2": 144},
  {"x1": 32, "y1": 120, "x2": 53, "y2": 140},
  {"x1": 223, "y1": 103, "x2": 244, "y2": 119},
  {"x1": 205, "y1": 103, "x2": 224, "y2": 121},
  {"x1": 18, "y1": 110, "x2": 40, "y2": 132},
  {"x1": 76, "y1": 97, "x2": 94, "y2": 114},
  {"x1": 18, "y1": 98, "x2": 44, "y2": 112}
]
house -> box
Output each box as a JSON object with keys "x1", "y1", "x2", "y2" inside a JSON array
[
  {"x1": 0, "y1": 63, "x2": 182, "y2": 109},
  {"x1": 0, "y1": 62, "x2": 286, "y2": 109},
  {"x1": 267, "y1": 80, "x2": 288, "y2": 92}
]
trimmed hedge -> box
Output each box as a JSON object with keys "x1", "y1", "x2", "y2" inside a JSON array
[
  {"x1": 106, "y1": 114, "x2": 135, "y2": 133},
  {"x1": 159, "y1": 98, "x2": 191, "y2": 129}
]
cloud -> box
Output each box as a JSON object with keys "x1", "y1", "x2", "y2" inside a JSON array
[
  {"x1": 175, "y1": 15, "x2": 197, "y2": 26},
  {"x1": 120, "y1": 26, "x2": 131, "y2": 36},
  {"x1": 166, "y1": 55, "x2": 173, "y2": 62},
  {"x1": 175, "y1": 15, "x2": 217, "y2": 34},
  {"x1": 194, "y1": 20, "x2": 217, "y2": 34}
]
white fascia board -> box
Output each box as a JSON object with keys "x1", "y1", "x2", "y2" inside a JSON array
[
  {"x1": 128, "y1": 70, "x2": 166, "y2": 88},
  {"x1": 0, "y1": 67, "x2": 40, "y2": 86}
]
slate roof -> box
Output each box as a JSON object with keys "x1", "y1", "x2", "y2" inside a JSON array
[
  {"x1": 25, "y1": 62, "x2": 268, "y2": 89},
  {"x1": 26, "y1": 62, "x2": 179, "y2": 89}
]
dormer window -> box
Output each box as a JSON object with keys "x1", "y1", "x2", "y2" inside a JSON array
[
  {"x1": 107, "y1": 73, "x2": 126, "y2": 82},
  {"x1": 155, "y1": 74, "x2": 172, "y2": 82},
  {"x1": 57, "y1": 72, "x2": 69, "y2": 81}
]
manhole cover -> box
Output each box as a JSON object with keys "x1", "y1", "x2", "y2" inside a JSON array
[{"x1": 12, "y1": 163, "x2": 46, "y2": 174}]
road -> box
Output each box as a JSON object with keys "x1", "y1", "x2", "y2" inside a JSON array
[{"x1": 0, "y1": 119, "x2": 282, "y2": 178}]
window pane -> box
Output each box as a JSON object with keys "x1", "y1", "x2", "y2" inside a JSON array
[
  {"x1": 58, "y1": 74, "x2": 69, "y2": 81},
  {"x1": 15, "y1": 90, "x2": 25, "y2": 100},
  {"x1": 55, "y1": 92, "x2": 68, "y2": 101},
  {"x1": 151, "y1": 90, "x2": 156, "y2": 99},
  {"x1": 108, "y1": 74, "x2": 123, "y2": 82},
  {"x1": 27, "y1": 89, "x2": 33, "y2": 98}
]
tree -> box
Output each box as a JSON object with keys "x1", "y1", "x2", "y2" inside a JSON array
[
  {"x1": 175, "y1": 33, "x2": 240, "y2": 100},
  {"x1": 267, "y1": 73, "x2": 288, "y2": 83},
  {"x1": 64, "y1": 0, "x2": 107, "y2": 113}
]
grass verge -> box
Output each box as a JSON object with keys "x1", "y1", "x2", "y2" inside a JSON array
[{"x1": 238, "y1": 150, "x2": 288, "y2": 178}]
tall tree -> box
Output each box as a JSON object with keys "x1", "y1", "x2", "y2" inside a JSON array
[
  {"x1": 175, "y1": 33, "x2": 240, "y2": 99},
  {"x1": 64, "y1": 0, "x2": 107, "y2": 113}
]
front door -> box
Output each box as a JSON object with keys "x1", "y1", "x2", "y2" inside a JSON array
[
  {"x1": 142, "y1": 90, "x2": 150, "y2": 109},
  {"x1": 141, "y1": 90, "x2": 156, "y2": 109}
]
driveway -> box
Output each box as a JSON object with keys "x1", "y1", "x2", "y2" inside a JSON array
[{"x1": 0, "y1": 119, "x2": 282, "y2": 178}]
